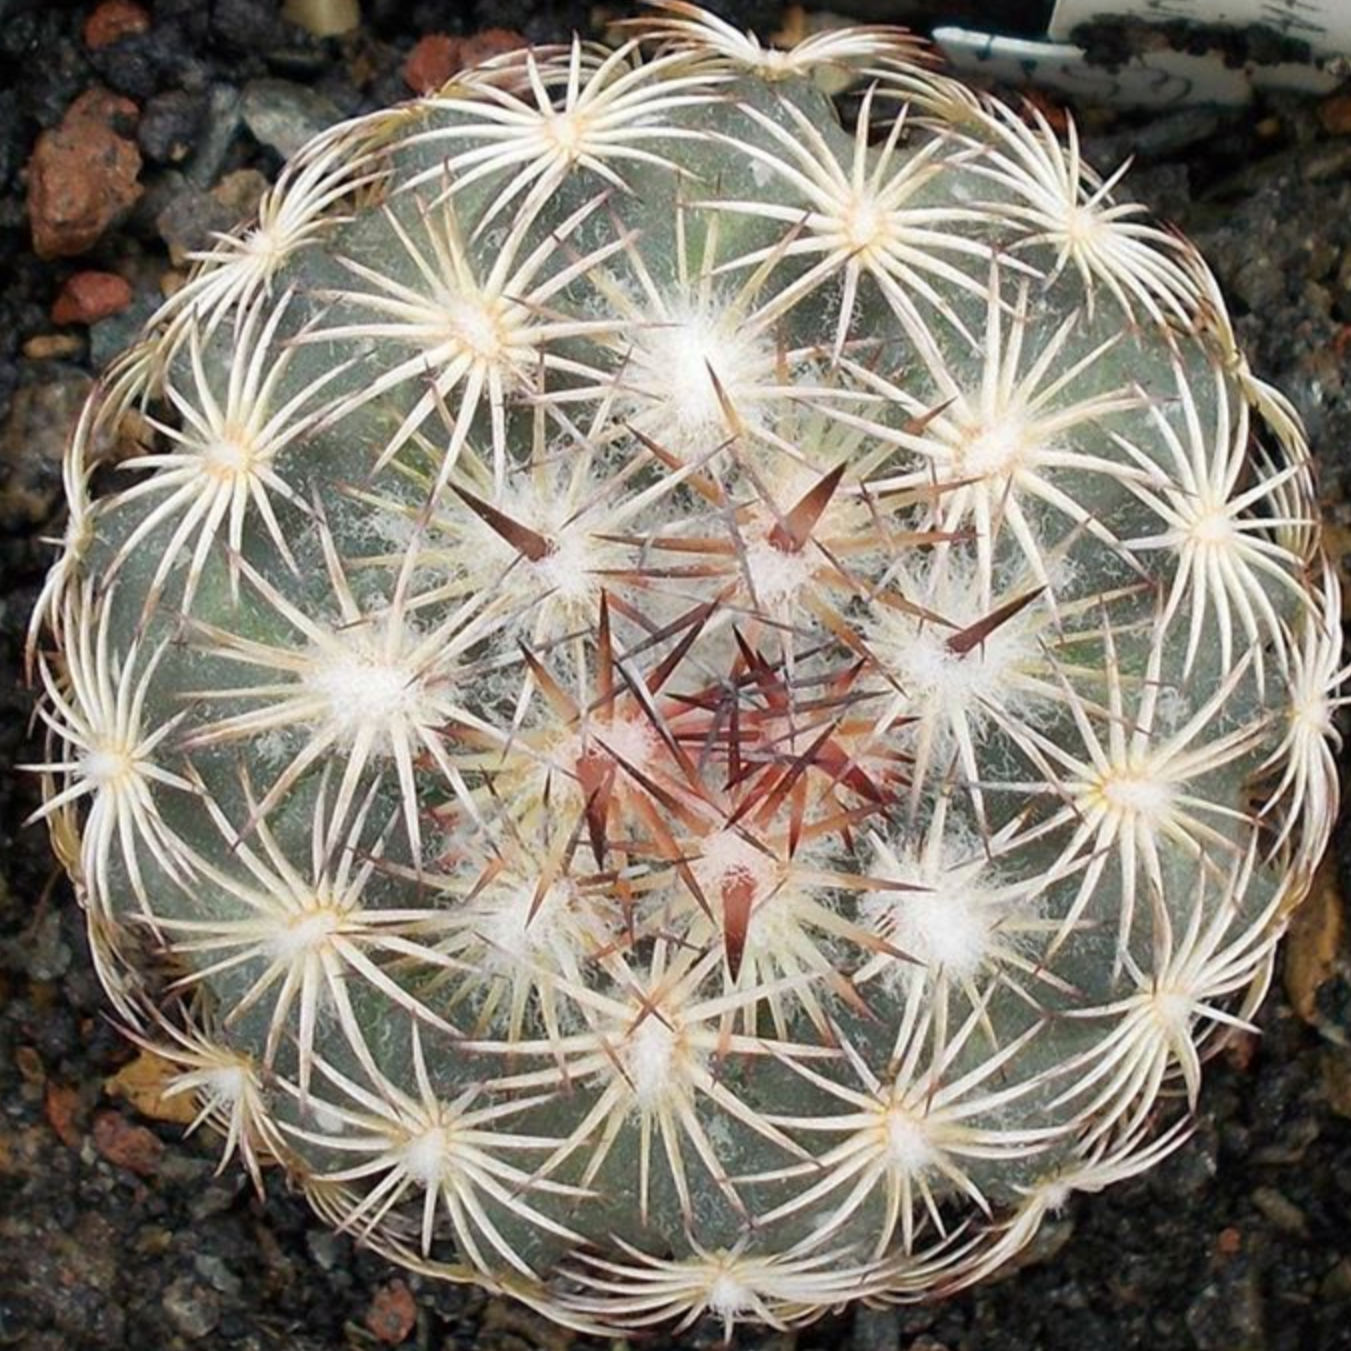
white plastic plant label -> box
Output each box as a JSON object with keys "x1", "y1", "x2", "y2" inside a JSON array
[
  {"x1": 1046, "y1": 0, "x2": 1351, "y2": 54},
  {"x1": 936, "y1": 0, "x2": 1351, "y2": 107}
]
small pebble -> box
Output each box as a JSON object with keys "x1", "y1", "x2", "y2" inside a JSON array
[
  {"x1": 1250, "y1": 1185, "x2": 1309, "y2": 1237},
  {"x1": 212, "y1": 167, "x2": 269, "y2": 219},
  {"x1": 1186, "y1": 1268, "x2": 1266, "y2": 1351},
  {"x1": 83, "y1": 0, "x2": 151, "y2": 51},
  {"x1": 282, "y1": 0, "x2": 361, "y2": 38},
  {"x1": 853, "y1": 1305, "x2": 901, "y2": 1351},
  {"x1": 162, "y1": 1277, "x2": 222, "y2": 1340},
  {"x1": 1319, "y1": 92, "x2": 1351, "y2": 137},
  {"x1": 90, "y1": 295, "x2": 159, "y2": 369},
  {"x1": 240, "y1": 77, "x2": 342, "y2": 159},
  {"x1": 404, "y1": 29, "x2": 526, "y2": 93},
  {"x1": 138, "y1": 89, "x2": 207, "y2": 165},
  {"x1": 1303, "y1": 140, "x2": 1351, "y2": 183},
  {"x1": 1320, "y1": 1044, "x2": 1351, "y2": 1118},
  {"x1": 14, "y1": 1046, "x2": 44, "y2": 1085},
  {"x1": 51, "y1": 271, "x2": 133, "y2": 326},
  {"x1": 43, "y1": 1081, "x2": 85, "y2": 1149},
  {"x1": 21, "y1": 333, "x2": 85, "y2": 360},
  {"x1": 92, "y1": 1109, "x2": 164, "y2": 1177},
  {"x1": 194, "y1": 1253, "x2": 244, "y2": 1297},
  {"x1": 211, "y1": 0, "x2": 287, "y2": 51},
  {"x1": 404, "y1": 34, "x2": 458, "y2": 95},
  {"x1": 26, "y1": 88, "x2": 143, "y2": 260},
  {"x1": 0, "y1": 371, "x2": 93, "y2": 524},
  {"x1": 366, "y1": 1279, "x2": 417, "y2": 1345},
  {"x1": 306, "y1": 1228, "x2": 345, "y2": 1270},
  {"x1": 185, "y1": 83, "x2": 243, "y2": 189},
  {"x1": 1321, "y1": 1257, "x2": 1351, "y2": 1300}
]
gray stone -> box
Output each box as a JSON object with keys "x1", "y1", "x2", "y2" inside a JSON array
[
  {"x1": 853, "y1": 1306, "x2": 901, "y2": 1351},
  {"x1": 186, "y1": 84, "x2": 243, "y2": 190},
  {"x1": 162, "y1": 1277, "x2": 222, "y2": 1341},
  {"x1": 1186, "y1": 1267, "x2": 1266, "y2": 1351},
  {"x1": 194, "y1": 1253, "x2": 244, "y2": 1297},
  {"x1": 155, "y1": 188, "x2": 238, "y2": 265},
  {"x1": 138, "y1": 89, "x2": 207, "y2": 166},
  {"x1": 240, "y1": 78, "x2": 341, "y2": 160},
  {"x1": 1, "y1": 905, "x2": 72, "y2": 981},
  {"x1": 90, "y1": 295, "x2": 158, "y2": 372},
  {"x1": 0, "y1": 371, "x2": 94, "y2": 523},
  {"x1": 305, "y1": 1229, "x2": 345, "y2": 1271}
]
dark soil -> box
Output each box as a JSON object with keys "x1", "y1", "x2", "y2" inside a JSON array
[{"x1": 3, "y1": 3, "x2": 1351, "y2": 1350}]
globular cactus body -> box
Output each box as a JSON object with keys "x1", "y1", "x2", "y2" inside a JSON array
[{"x1": 30, "y1": 3, "x2": 1344, "y2": 1333}]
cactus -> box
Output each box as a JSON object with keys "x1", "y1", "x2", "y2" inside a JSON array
[{"x1": 28, "y1": 3, "x2": 1344, "y2": 1333}]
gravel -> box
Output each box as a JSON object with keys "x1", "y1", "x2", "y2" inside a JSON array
[{"x1": 3, "y1": 3, "x2": 1351, "y2": 1349}]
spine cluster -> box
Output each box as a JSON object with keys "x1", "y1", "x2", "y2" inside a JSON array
[{"x1": 29, "y1": 3, "x2": 1343, "y2": 1333}]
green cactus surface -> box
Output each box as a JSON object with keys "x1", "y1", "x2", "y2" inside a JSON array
[{"x1": 29, "y1": 2, "x2": 1346, "y2": 1333}]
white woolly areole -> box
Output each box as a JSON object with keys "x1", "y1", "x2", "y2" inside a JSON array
[
  {"x1": 547, "y1": 715, "x2": 663, "y2": 809},
  {"x1": 80, "y1": 745, "x2": 137, "y2": 790},
  {"x1": 887, "y1": 885, "x2": 994, "y2": 981},
  {"x1": 267, "y1": 901, "x2": 344, "y2": 960},
  {"x1": 1041, "y1": 1179, "x2": 1073, "y2": 1214},
  {"x1": 198, "y1": 1062, "x2": 250, "y2": 1107},
  {"x1": 1186, "y1": 504, "x2": 1237, "y2": 547},
  {"x1": 241, "y1": 221, "x2": 293, "y2": 273},
  {"x1": 530, "y1": 529, "x2": 600, "y2": 607},
  {"x1": 305, "y1": 637, "x2": 424, "y2": 744},
  {"x1": 957, "y1": 411, "x2": 1036, "y2": 479},
  {"x1": 401, "y1": 1124, "x2": 452, "y2": 1188},
  {"x1": 625, "y1": 1016, "x2": 684, "y2": 1108},
  {"x1": 861, "y1": 829, "x2": 1016, "y2": 983},
  {"x1": 201, "y1": 433, "x2": 258, "y2": 479},
  {"x1": 691, "y1": 828, "x2": 777, "y2": 903},
  {"x1": 1149, "y1": 988, "x2": 1195, "y2": 1034},
  {"x1": 475, "y1": 878, "x2": 581, "y2": 968},
  {"x1": 467, "y1": 476, "x2": 621, "y2": 619},
  {"x1": 869, "y1": 562, "x2": 1044, "y2": 730},
  {"x1": 1292, "y1": 677, "x2": 1335, "y2": 737},
  {"x1": 584, "y1": 715, "x2": 662, "y2": 775},
  {"x1": 743, "y1": 534, "x2": 819, "y2": 611},
  {"x1": 707, "y1": 1270, "x2": 756, "y2": 1320},
  {"x1": 881, "y1": 613, "x2": 1028, "y2": 714},
  {"x1": 883, "y1": 1106, "x2": 936, "y2": 1174},
  {"x1": 444, "y1": 294, "x2": 508, "y2": 362},
  {"x1": 1096, "y1": 770, "x2": 1175, "y2": 822},
  {"x1": 624, "y1": 304, "x2": 775, "y2": 451}
]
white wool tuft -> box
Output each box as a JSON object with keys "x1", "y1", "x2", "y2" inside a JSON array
[
  {"x1": 402, "y1": 1125, "x2": 451, "y2": 1187},
  {"x1": 625, "y1": 303, "x2": 775, "y2": 451},
  {"x1": 626, "y1": 1017, "x2": 680, "y2": 1107},
  {"x1": 307, "y1": 645, "x2": 422, "y2": 742}
]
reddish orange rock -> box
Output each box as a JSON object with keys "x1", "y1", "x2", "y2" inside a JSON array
[
  {"x1": 44, "y1": 1082, "x2": 84, "y2": 1150},
  {"x1": 458, "y1": 28, "x2": 525, "y2": 71},
  {"x1": 1319, "y1": 92, "x2": 1351, "y2": 137},
  {"x1": 403, "y1": 28, "x2": 525, "y2": 94},
  {"x1": 83, "y1": 0, "x2": 151, "y2": 50},
  {"x1": 92, "y1": 1108, "x2": 164, "y2": 1176},
  {"x1": 27, "y1": 89, "x2": 143, "y2": 260},
  {"x1": 52, "y1": 270, "x2": 134, "y2": 325},
  {"x1": 403, "y1": 34, "x2": 458, "y2": 94},
  {"x1": 366, "y1": 1279, "x2": 417, "y2": 1345}
]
